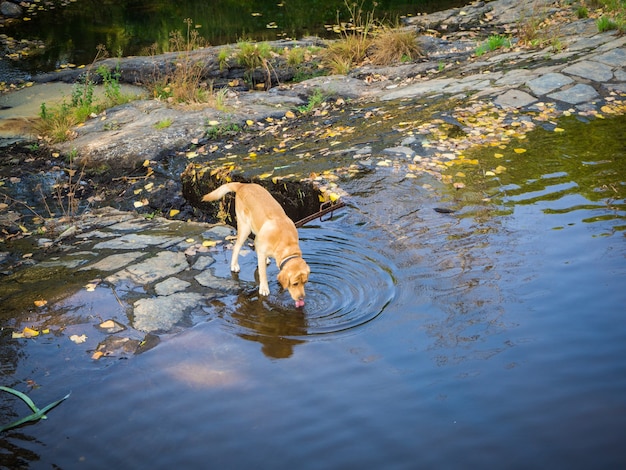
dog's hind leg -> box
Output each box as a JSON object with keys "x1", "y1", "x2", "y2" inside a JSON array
[
  {"x1": 231, "y1": 220, "x2": 251, "y2": 273},
  {"x1": 257, "y1": 248, "x2": 270, "y2": 296}
]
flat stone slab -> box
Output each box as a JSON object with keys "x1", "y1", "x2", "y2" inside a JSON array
[
  {"x1": 80, "y1": 252, "x2": 146, "y2": 272},
  {"x1": 154, "y1": 277, "x2": 191, "y2": 296},
  {"x1": 593, "y1": 47, "x2": 626, "y2": 67},
  {"x1": 493, "y1": 89, "x2": 537, "y2": 109},
  {"x1": 133, "y1": 292, "x2": 205, "y2": 332},
  {"x1": 526, "y1": 73, "x2": 573, "y2": 96},
  {"x1": 563, "y1": 60, "x2": 614, "y2": 82},
  {"x1": 380, "y1": 78, "x2": 455, "y2": 101},
  {"x1": 106, "y1": 250, "x2": 189, "y2": 285},
  {"x1": 548, "y1": 83, "x2": 599, "y2": 105},
  {"x1": 93, "y1": 233, "x2": 184, "y2": 250}
]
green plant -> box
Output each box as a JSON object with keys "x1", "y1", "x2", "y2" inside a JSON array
[
  {"x1": 297, "y1": 89, "x2": 325, "y2": 114},
  {"x1": 236, "y1": 40, "x2": 273, "y2": 70},
  {"x1": 154, "y1": 118, "x2": 173, "y2": 129},
  {"x1": 205, "y1": 119, "x2": 241, "y2": 139},
  {"x1": 577, "y1": 6, "x2": 589, "y2": 18},
  {"x1": 217, "y1": 47, "x2": 231, "y2": 71},
  {"x1": 596, "y1": 15, "x2": 618, "y2": 30},
  {"x1": 148, "y1": 18, "x2": 211, "y2": 103},
  {"x1": 475, "y1": 34, "x2": 511, "y2": 56}
]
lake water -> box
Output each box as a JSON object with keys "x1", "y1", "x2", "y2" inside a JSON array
[
  {"x1": 1, "y1": 0, "x2": 468, "y2": 78},
  {"x1": 1, "y1": 113, "x2": 625, "y2": 468}
]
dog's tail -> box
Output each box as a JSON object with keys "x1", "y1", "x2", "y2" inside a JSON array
[{"x1": 201, "y1": 182, "x2": 244, "y2": 202}]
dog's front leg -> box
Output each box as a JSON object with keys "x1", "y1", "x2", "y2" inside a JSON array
[{"x1": 257, "y1": 251, "x2": 270, "y2": 296}]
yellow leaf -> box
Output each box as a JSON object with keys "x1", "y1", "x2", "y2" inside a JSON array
[
  {"x1": 186, "y1": 238, "x2": 195, "y2": 243},
  {"x1": 485, "y1": 170, "x2": 496, "y2": 176},
  {"x1": 553, "y1": 127, "x2": 564, "y2": 133},
  {"x1": 144, "y1": 182, "x2": 154, "y2": 191},
  {"x1": 329, "y1": 192, "x2": 340, "y2": 202},
  {"x1": 42, "y1": 329, "x2": 50, "y2": 334},
  {"x1": 246, "y1": 119, "x2": 255, "y2": 126},
  {"x1": 202, "y1": 240, "x2": 217, "y2": 247},
  {"x1": 495, "y1": 165, "x2": 507, "y2": 174},
  {"x1": 23, "y1": 327, "x2": 39, "y2": 338},
  {"x1": 249, "y1": 152, "x2": 257, "y2": 158},
  {"x1": 285, "y1": 110, "x2": 296, "y2": 119},
  {"x1": 133, "y1": 188, "x2": 142, "y2": 195},
  {"x1": 494, "y1": 153, "x2": 504, "y2": 158},
  {"x1": 169, "y1": 209, "x2": 180, "y2": 217},
  {"x1": 100, "y1": 320, "x2": 116, "y2": 329},
  {"x1": 12, "y1": 332, "x2": 24, "y2": 339},
  {"x1": 143, "y1": 159, "x2": 151, "y2": 167},
  {"x1": 85, "y1": 282, "x2": 98, "y2": 291},
  {"x1": 34, "y1": 299, "x2": 47, "y2": 308},
  {"x1": 186, "y1": 151, "x2": 198, "y2": 158},
  {"x1": 455, "y1": 172, "x2": 466, "y2": 177},
  {"x1": 513, "y1": 148, "x2": 527, "y2": 154},
  {"x1": 207, "y1": 120, "x2": 220, "y2": 126},
  {"x1": 92, "y1": 351, "x2": 104, "y2": 360},
  {"x1": 259, "y1": 172, "x2": 273, "y2": 179},
  {"x1": 133, "y1": 200, "x2": 145, "y2": 208}
]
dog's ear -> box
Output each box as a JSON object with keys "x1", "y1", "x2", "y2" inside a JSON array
[{"x1": 277, "y1": 269, "x2": 289, "y2": 289}]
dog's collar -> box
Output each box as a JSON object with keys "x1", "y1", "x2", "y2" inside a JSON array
[{"x1": 279, "y1": 254, "x2": 300, "y2": 271}]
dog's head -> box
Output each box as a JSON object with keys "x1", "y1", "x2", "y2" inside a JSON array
[{"x1": 277, "y1": 257, "x2": 310, "y2": 308}]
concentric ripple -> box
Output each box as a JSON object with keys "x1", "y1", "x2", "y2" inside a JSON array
[{"x1": 217, "y1": 226, "x2": 397, "y2": 340}]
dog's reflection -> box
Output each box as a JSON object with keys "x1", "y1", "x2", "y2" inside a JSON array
[{"x1": 229, "y1": 286, "x2": 307, "y2": 359}]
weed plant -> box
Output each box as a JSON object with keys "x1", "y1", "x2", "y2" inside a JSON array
[
  {"x1": 475, "y1": 34, "x2": 511, "y2": 56},
  {"x1": 36, "y1": 46, "x2": 135, "y2": 143}
]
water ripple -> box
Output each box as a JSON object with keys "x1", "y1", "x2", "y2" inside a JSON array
[{"x1": 216, "y1": 226, "x2": 396, "y2": 341}]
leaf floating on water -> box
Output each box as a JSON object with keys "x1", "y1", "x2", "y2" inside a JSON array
[
  {"x1": 485, "y1": 170, "x2": 496, "y2": 176},
  {"x1": 34, "y1": 299, "x2": 47, "y2": 308},
  {"x1": 494, "y1": 153, "x2": 504, "y2": 158},
  {"x1": 513, "y1": 148, "x2": 527, "y2": 154},
  {"x1": 69, "y1": 334, "x2": 87, "y2": 344},
  {"x1": 99, "y1": 320, "x2": 116, "y2": 329},
  {"x1": 494, "y1": 165, "x2": 507, "y2": 174},
  {"x1": 553, "y1": 127, "x2": 565, "y2": 132},
  {"x1": 91, "y1": 351, "x2": 105, "y2": 360}
]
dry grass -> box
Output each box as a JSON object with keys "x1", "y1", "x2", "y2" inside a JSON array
[{"x1": 368, "y1": 27, "x2": 422, "y2": 65}]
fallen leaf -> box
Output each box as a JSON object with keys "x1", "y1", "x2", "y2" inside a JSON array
[
  {"x1": 513, "y1": 148, "x2": 527, "y2": 154},
  {"x1": 69, "y1": 334, "x2": 87, "y2": 344},
  {"x1": 34, "y1": 300, "x2": 47, "y2": 308},
  {"x1": 169, "y1": 209, "x2": 180, "y2": 217},
  {"x1": 202, "y1": 240, "x2": 218, "y2": 247},
  {"x1": 99, "y1": 320, "x2": 116, "y2": 329},
  {"x1": 553, "y1": 127, "x2": 564, "y2": 132},
  {"x1": 23, "y1": 327, "x2": 39, "y2": 338},
  {"x1": 91, "y1": 351, "x2": 104, "y2": 360}
]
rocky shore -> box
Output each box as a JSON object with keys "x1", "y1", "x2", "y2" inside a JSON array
[{"x1": 1, "y1": 0, "x2": 625, "y2": 356}]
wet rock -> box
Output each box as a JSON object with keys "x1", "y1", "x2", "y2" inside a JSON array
[
  {"x1": 80, "y1": 252, "x2": 146, "y2": 272},
  {"x1": 194, "y1": 270, "x2": 241, "y2": 294},
  {"x1": 562, "y1": 61, "x2": 614, "y2": 82},
  {"x1": 526, "y1": 73, "x2": 573, "y2": 96},
  {"x1": 133, "y1": 292, "x2": 205, "y2": 332},
  {"x1": 94, "y1": 335, "x2": 140, "y2": 356},
  {"x1": 0, "y1": 1, "x2": 22, "y2": 18},
  {"x1": 494, "y1": 89, "x2": 537, "y2": 109},
  {"x1": 548, "y1": 83, "x2": 599, "y2": 105},
  {"x1": 154, "y1": 277, "x2": 191, "y2": 296},
  {"x1": 94, "y1": 233, "x2": 184, "y2": 250},
  {"x1": 106, "y1": 250, "x2": 189, "y2": 285}
]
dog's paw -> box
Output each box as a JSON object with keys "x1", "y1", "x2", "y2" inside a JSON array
[
  {"x1": 231, "y1": 263, "x2": 241, "y2": 273},
  {"x1": 259, "y1": 285, "x2": 270, "y2": 296}
]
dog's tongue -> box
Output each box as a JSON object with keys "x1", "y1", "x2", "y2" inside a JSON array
[{"x1": 295, "y1": 299, "x2": 305, "y2": 308}]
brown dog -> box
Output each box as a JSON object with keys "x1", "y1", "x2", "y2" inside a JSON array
[{"x1": 202, "y1": 182, "x2": 310, "y2": 308}]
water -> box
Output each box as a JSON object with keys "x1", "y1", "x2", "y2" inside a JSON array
[
  {"x1": 2, "y1": 0, "x2": 468, "y2": 77},
  {"x1": 1, "y1": 112, "x2": 625, "y2": 468}
]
